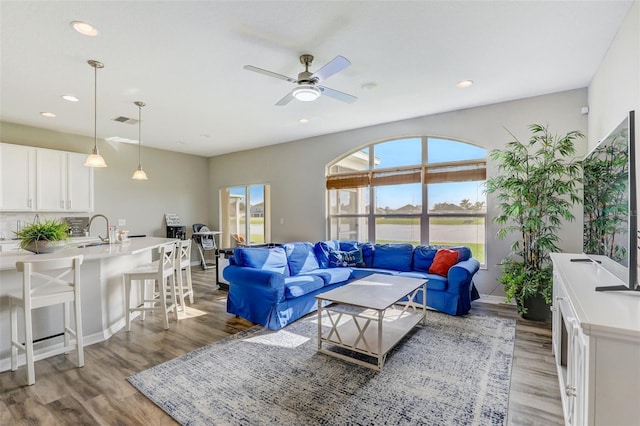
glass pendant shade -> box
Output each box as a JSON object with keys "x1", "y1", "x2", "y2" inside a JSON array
[
  {"x1": 132, "y1": 166, "x2": 148, "y2": 180},
  {"x1": 132, "y1": 101, "x2": 148, "y2": 180},
  {"x1": 86, "y1": 60, "x2": 107, "y2": 167},
  {"x1": 85, "y1": 147, "x2": 107, "y2": 167}
]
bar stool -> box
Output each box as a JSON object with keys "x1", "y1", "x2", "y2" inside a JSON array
[
  {"x1": 123, "y1": 243, "x2": 178, "y2": 331},
  {"x1": 10, "y1": 255, "x2": 84, "y2": 386},
  {"x1": 175, "y1": 239, "x2": 194, "y2": 310}
]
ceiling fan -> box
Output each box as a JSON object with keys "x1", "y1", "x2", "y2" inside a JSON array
[{"x1": 243, "y1": 54, "x2": 357, "y2": 106}]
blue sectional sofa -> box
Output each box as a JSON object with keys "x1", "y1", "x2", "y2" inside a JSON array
[{"x1": 224, "y1": 241, "x2": 480, "y2": 330}]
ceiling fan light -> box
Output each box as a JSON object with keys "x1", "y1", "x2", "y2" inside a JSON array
[{"x1": 292, "y1": 84, "x2": 321, "y2": 102}]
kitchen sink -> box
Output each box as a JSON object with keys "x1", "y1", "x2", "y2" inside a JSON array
[{"x1": 76, "y1": 242, "x2": 104, "y2": 248}]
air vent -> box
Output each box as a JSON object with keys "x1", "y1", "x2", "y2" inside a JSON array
[{"x1": 112, "y1": 116, "x2": 139, "y2": 125}]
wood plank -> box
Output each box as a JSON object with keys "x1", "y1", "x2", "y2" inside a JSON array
[{"x1": 0, "y1": 268, "x2": 563, "y2": 425}]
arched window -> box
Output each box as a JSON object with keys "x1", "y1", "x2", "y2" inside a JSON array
[{"x1": 326, "y1": 136, "x2": 486, "y2": 264}]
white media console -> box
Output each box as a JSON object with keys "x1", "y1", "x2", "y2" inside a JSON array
[{"x1": 550, "y1": 253, "x2": 640, "y2": 425}]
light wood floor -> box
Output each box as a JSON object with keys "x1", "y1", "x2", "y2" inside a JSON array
[{"x1": 0, "y1": 268, "x2": 563, "y2": 425}]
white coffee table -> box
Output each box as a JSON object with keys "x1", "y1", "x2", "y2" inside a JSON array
[{"x1": 316, "y1": 273, "x2": 427, "y2": 371}]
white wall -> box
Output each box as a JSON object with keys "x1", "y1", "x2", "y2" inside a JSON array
[
  {"x1": 588, "y1": 0, "x2": 640, "y2": 147},
  {"x1": 0, "y1": 122, "x2": 210, "y2": 239},
  {"x1": 209, "y1": 89, "x2": 589, "y2": 298}
]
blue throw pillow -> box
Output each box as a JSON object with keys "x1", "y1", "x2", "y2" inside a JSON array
[
  {"x1": 314, "y1": 240, "x2": 340, "y2": 268},
  {"x1": 328, "y1": 249, "x2": 365, "y2": 267},
  {"x1": 373, "y1": 243, "x2": 414, "y2": 272},
  {"x1": 359, "y1": 242, "x2": 375, "y2": 267},
  {"x1": 283, "y1": 242, "x2": 320, "y2": 275},
  {"x1": 233, "y1": 247, "x2": 288, "y2": 275},
  {"x1": 446, "y1": 246, "x2": 472, "y2": 262},
  {"x1": 413, "y1": 245, "x2": 438, "y2": 272}
]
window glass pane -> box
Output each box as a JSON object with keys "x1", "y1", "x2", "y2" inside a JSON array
[
  {"x1": 228, "y1": 187, "x2": 246, "y2": 240},
  {"x1": 249, "y1": 185, "x2": 265, "y2": 244},
  {"x1": 330, "y1": 217, "x2": 368, "y2": 241},
  {"x1": 428, "y1": 138, "x2": 485, "y2": 163},
  {"x1": 329, "y1": 188, "x2": 369, "y2": 214},
  {"x1": 373, "y1": 138, "x2": 421, "y2": 169},
  {"x1": 375, "y1": 217, "x2": 420, "y2": 245},
  {"x1": 429, "y1": 216, "x2": 485, "y2": 265},
  {"x1": 427, "y1": 181, "x2": 486, "y2": 213},
  {"x1": 375, "y1": 183, "x2": 421, "y2": 214},
  {"x1": 329, "y1": 148, "x2": 369, "y2": 174}
]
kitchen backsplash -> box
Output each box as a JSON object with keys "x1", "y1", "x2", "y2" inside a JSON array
[{"x1": 0, "y1": 212, "x2": 90, "y2": 240}]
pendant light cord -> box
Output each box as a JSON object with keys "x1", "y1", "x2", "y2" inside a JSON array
[
  {"x1": 94, "y1": 64, "x2": 98, "y2": 150},
  {"x1": 138, "y1": 104, "x2": 142, "y2": 167}
]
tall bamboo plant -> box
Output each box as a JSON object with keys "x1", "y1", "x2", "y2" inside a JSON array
[{"x1": 486, "y1": 124, "x2": 583, "y2": 314}]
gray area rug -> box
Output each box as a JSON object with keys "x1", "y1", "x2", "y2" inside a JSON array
[{"x1": 128, "y1": 310, "x2": 515, "y2": 425}]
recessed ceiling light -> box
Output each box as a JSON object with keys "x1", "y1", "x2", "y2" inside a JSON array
[
  {"x1": 40, "y1": 112, "x2": 56, "y2": 118},
  {"x1": 62, "y1": 95, "x2": 79, "y2": 102},
  {"x1": 456, "y1": 80, "x2": 474, "y2": 89},
  {"x1": 299, "y1": 118, "x2": 310, "y2": 124},
  {"x1": 361, "y1": 81, "x2": 378, "y2": 90},
  {"x1": 70, "y1": 21, "x2": 99, "y2": 36}
]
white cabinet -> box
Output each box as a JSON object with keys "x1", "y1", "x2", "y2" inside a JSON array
[
  {"x1": 0, "y1": 143, "x2": 94, "y2": 212},
  {"x1": 0, "y1": 144, "x2": 36, "y2": 211},
  {"x1": 551, "y1": 253, "x2": 640, "y2": 426},
  {"x1": 66, "y1": 152, "x2": 94, "y2": 211},
  {"x1": 36, "y1": 148, "x2": 67, "y2": 211}
]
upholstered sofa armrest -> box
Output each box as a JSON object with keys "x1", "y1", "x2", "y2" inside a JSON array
[
  {"x1": 223, "y1": 265, "x2": 285, "y2": 301},
  {"x1": 446, "y1": 258, "x2": 480, "y2": 294}
]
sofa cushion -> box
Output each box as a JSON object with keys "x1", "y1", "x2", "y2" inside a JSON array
[
  {"x1": 283, "y1": 242, "x2": 320, "y2": 275},
  {"x1": 373, "y1": 243, "x2": 414, "y2": 272},
  {"x1": 350, "y1": 267, "x2": 398, "y2": 280},
  {"x1": 234, "y1": 247, "x2": 288, "y2": 275},
  {"x1": 413, "y1": 245, "x2": 438, "y2": 272},
  {"x1": 328, "y1": 249, "x2": 365, "y2": 267},
  {"x1": 338, "y1": 240, "x2": 359, "y2": 251},
  {"x1": 397, "y1": 271, "x2": 448, "y2": 291},
  {"x1": 306, "y1": 268, "x2": 352, "y2": 286},
  {"x1": 429, "y1": 248, "x2": 459, "y2": 277},
  {"x1": 359, "y1": 242, "x2": 375, "y2": 267},
  {"x1": 284, "y1": 275, "x2": 325, "y2": 299},
  {"x1": 447, "y1": 246, "x2": 471, "y2": 262},
  {"x1": 314, "y1": 240, "x2": 340, "y2": 268}
]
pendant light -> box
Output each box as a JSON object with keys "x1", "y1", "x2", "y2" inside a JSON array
[
  {"x1": 131, "y1": 101, "x2": 148, "y2": 180},
  {"x1": 84, "y1": 60, "x2": 107, "y2": 167}
]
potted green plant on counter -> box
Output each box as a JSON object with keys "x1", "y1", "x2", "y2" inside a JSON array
[
  {"x1": 486, "y1": 124, "x2": 583, "y2": 320},
  {"x1": 15, "y1": 218, "x2": 70, "y2": 254}
]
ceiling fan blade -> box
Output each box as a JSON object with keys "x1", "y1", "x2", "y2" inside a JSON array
[
  {"x1": 243, "y1": 65, "x2": 297, "y2": 83},
  {"x1": 318, "y1": 85, "x2": 357, "y2": 104},
  {"x1": 310, "y1": 55, "x2": 351, "y2": 82},
  {"x1": 275, "y1": 90, "x2": 295, "y2": 106}
]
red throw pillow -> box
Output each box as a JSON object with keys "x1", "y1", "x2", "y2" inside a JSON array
[{"x1": 429, "y1": 249, "x2": 459, "y2": 277}]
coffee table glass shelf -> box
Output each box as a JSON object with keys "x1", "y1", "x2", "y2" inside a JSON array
[{"x1": 316, "y1": 273, "x2": 427, "y2": 371}]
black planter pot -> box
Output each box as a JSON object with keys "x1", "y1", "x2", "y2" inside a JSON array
[{"x1": 521, "y1": 294, "x2": 551, "y2": 322}]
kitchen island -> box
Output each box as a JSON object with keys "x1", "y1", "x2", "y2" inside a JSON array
[{"x1": 0, "y1": 237, "x2": 177, "y2": 371}]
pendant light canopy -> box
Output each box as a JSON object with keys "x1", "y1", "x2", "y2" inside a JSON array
[
  {"x1": 132, "y1": 101, "x2": 148, "y2": 180},
  {"x1": 85, "y1": 60, "x2": 107, "y2": 167}
]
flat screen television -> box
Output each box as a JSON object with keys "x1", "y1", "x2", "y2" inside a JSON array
[{"x1": 582, "y1": 110, "x2": 637, "y2": 291}]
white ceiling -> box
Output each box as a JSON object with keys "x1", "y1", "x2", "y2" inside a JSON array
[{"x1": 0, "y1": 1, "x2": 633, "y2": 157}]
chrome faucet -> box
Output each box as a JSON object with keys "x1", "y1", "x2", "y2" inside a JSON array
[{"x1": 86, "y1": 214, "x2": 111, "y2": 243}]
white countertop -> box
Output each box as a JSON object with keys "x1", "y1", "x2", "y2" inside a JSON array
[{"x1": 0, "y1": 237, "x2": 177, "y2": 270}]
